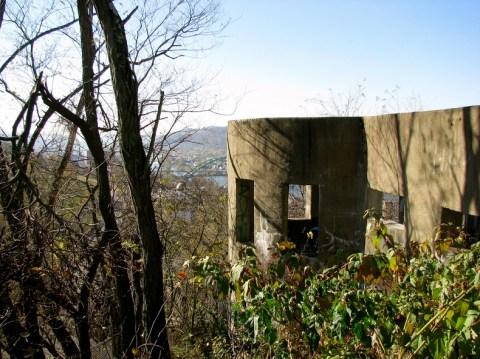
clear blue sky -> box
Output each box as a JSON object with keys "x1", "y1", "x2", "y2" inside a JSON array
[{"x1": 202, "y1": 0, "x2": 480, "y2": 125}]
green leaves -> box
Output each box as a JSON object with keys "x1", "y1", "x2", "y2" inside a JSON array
[{"x1": 184, "y1": 226, "x2": 480, "y2": 358}]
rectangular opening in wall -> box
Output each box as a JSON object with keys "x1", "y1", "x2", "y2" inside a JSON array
[
  {"x1": 236, "y1": 178, "x2": 254, "y2": 243},
  {"x1": 465, "y1": 214, "x2": 480, "y2": 240},
  {"x1": 441, "y1": 207, "x2": 480, "y2": 240},
  {"x1": 287, "y1": 184, "x2": 320, "y2": 220},
  {"x1": 382, "y1": 192, "x2": 404, "y2": 224},
  {"x1": 440, "y1": 207, "x2": 463, "y2": 226},
  {"x1": 288, "y1": 184, "x2": 307, "y2": 219},
  {"x1": 287, "y1": 184, "x2": 320, "y2": 257}
]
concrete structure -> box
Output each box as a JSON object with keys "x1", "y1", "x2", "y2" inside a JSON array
[{"x1": 227, "y1": 106, "x2": 480, "y2": 265}]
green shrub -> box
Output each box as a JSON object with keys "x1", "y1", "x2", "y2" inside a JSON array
[{"x1": 183, "y1": 212, "x2": 480, "y2": 358}]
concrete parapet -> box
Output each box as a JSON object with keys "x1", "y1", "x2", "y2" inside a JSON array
[
  {"x1": 227, "y1": 117, "x2": 368, "y2": 264},
  {"x1": 364, "y1": 106, "x2": 480, "y2": 245},
  {"x1": 228, "y1": 107, "x2": 480, "y2": 265}
]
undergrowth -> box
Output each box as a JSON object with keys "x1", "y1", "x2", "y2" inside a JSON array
[{"x1": 178, "y1": 210, "x2": 480, "y2": 358}]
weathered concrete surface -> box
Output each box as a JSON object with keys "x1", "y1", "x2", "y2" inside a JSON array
[
  {"x1": 364, "y1": 106, "x2": 480, "y2": 244},
  {"x1": 227, "y1": 117, "x2": 368, "y2": 264},
  {"x1": 228, "y1": 107, "x2": 480, "y2": 264}
]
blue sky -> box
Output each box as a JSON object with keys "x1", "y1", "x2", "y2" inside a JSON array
[{"x1": 202, "y1": 0, "x2": 480, "y2": 125}]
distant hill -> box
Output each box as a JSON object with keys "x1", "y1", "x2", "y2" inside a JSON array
[{"x1": 174, "y1": 126, "x2": 227, "y2": 155}]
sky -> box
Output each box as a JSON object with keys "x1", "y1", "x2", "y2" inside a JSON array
[{"x1": 200, "y1": 0, "x2": 480, "y2": 126}]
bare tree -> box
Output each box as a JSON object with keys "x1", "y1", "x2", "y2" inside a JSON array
[
  {"x1": 306, "y1": 81, "x2": 423, "y2": 117},
  {"x1": 306, "y1": 80, "x2": 367, "y2": 116},
  {"x1": 375, "y1": 85, "x2": 423, "y2": 114},
  {"x1": 0, "y1": 0, "x2": 227, "y2": 357},
  {"x1": 91, "y1": 0, "x2": 172, "y2": 355}
]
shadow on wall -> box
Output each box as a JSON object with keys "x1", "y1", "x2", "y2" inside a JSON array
[
  {"x1": 462, "y1": 107, "x2": 480, "y2": 216},
  {"x1": 228, "y1": 117, "x2": 368, "y2": 265},
  {"x1": 365, "y1": 106, "x2": 480, "y2": 245},
  {"x1": 228, "y1": 107, "x2": 480, "y2": 266},
  {"x1": 227, "y1": 122, "x2": 288, "y2": 265}
]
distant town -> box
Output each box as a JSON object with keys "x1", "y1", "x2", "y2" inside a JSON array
[
  {"x1": 167, "y1": 154, "x2": 227, "y2": 177},
  {"x1": 165, "y1": 126, "x2": 227, "y2": 177}
]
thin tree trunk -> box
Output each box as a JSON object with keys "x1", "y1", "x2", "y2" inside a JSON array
[
  {"x1": 23, "y1": 291, "x2": 47, "y2": 359},
  {"x1": 132, "y1": 235, "x2": 144, "y2": 347},
  {"x1": 92, "y1": 0, "x2": 171, "y2": 357},
  {"x1": 47, "y1": 314, "x2": 80, "y2": 358},
  {"x1": 0, "y1": 291, "x2": 32, "y2": 358},
  {"x1": 37, "y1": 82, "x2": 134, "y2": 359},
  {"x1": 77, "y1": 0, "x2": 136, "y2": 356},
  {"x1": 48, "y1": 121, "x2": 78, "y2": 209}
]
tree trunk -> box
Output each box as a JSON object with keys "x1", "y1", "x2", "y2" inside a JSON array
[
  {"x1": 48, "y1": 121, "x2": 78, "y2": 210},
  {"x1": 0, "y1": 291, "x2": 32, "y2": 359},
  {"x1": 92, "y1": 0, "x2": 171, "y2": 357},
  {"x1": 132, "y1": 235, "x2": 144, "y2": 348},
  {"x1": 77, "y1": 0, "x2": 136, "y2": 356},
  {"x1": 47, "y1": 314, "x2": 80, "y2": 358}
]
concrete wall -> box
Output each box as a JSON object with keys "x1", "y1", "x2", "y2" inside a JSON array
[
  {"x1": 228, "y1": 107, "x2": 480, "y2": 264},
  {"x1": 227, "y1": 117, "x2": 368, "y2": 264},
  {"x1": 364, "y1": 106, "x2": 480, "y2": 244}
]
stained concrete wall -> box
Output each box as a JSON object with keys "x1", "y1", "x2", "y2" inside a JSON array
[
  {"x1": 228, "y1": 107, "x2": 480, "y2": 264},
  {"x1": 227, "y1": 117, "x2": 368, "y2": 264},
  {"x1": 364, "y1": 106, "x2": 480, "y2": 244}
]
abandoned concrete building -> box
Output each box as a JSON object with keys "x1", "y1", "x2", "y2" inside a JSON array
[{"x1": 227, "y1": 106, "x2": 480, "y2": 265}]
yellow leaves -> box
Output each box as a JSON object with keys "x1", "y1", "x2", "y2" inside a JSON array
[
  {"x1": 445, "y1": 309, "x2": 455, "y2": 326},
  {"x1": 104, "y1": 264, "x2": 114, "y2": 278},
  {"x1": 420, "y1": 240, "x2": 431, "y2": 252},
  {"x1": 121, "y1": 240, "x2": 132, "y2": 248},
  {"x1": 293, "y1": 272, "x2": 303, "y2": 283},
  {"x1": 357, "y1": 255, "x2": 382, "y2": 285},
  {"x1": 55, "y1": 239, "x2": 65, "y2": 251},
  {"x1": 435, "y1": 239, "x2": 452, "y2": 255},
  {"x1": 389, "y1": 256, "x2": 398, "y2": 272},
  {"x1": 365, "y1": 216, "x2": 394, "y2": 250},
  {"x1": 121, "y1": 241, "x2": 139, "y2": 252},
  {"x1": 387, "y1": 251, "x2": 406, "y2": 275},
  {"x1": 53, "y1": 236, "x2": 66, "y2": 255},
  {"x1": 372, "y1": 234, "x2": 381, "y2": 250},
  {"x1": 405, "y1": 321, "x2": 415, "y2": 336},
  {"x1": 131, "y1": 347, "x2": 140, "y2": 356},
  {"x1": 277, "y1": 241, "x2": 296, "y2": 252},
  {"x1": 30, "y1": 267, "x2": 44, "y2": 272}
]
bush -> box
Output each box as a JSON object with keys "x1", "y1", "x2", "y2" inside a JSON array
[{"x1": 183, "y1": 212, "x2": 480, "y2": 358}]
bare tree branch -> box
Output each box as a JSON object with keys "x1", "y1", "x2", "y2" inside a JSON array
[
  {"x1": 145, "y1": 90, "x2": 164, "y2": 168},
  {"x1": 0, "y1": 18, "x2": 79, "y2": 75},
  {"x1": 0, "y1": 0, "x2": 5, "y2": 29}
]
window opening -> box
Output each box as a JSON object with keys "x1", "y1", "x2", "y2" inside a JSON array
[
  {"x1": 288, "y1": 184, "x2": 306, "y2": 219},
  {"x1": 465, "y1": 214, "x2": 480, "y2": 240},
  {"x1": 236, "y1": 179, "x2": 254, "y2": 243},
  {"x1": 382, "y1": 192, "x2": 404, "y2": 224},
  {"x1": 441, "y1": 207, "x2": 480, "y2": 240},
  {"x1": 287, "y1": 184, "x2": 320, "y2": 257}
]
